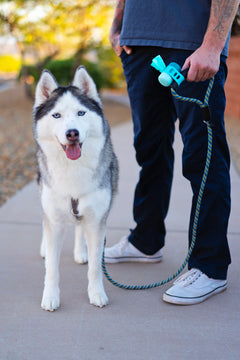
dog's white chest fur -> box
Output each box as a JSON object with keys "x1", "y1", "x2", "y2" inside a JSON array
[{"x1": 44, "y1": 135, "x2": 103, "y2": 195}]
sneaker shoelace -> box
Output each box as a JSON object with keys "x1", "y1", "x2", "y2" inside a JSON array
[{"x1": 173, "y1": 268, "x2": 203, "y2": 287}]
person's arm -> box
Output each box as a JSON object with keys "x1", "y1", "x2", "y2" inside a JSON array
[
  {"x1": 182, "y1": 0, "x2": 240, "y2": 82},
  {"x1": 109, "y1": 0, "x2": 132, "y2": 56}
]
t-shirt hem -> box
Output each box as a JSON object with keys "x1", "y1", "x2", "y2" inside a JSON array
[{"x1": 119, "y1": 38, "x2": 229, "y2": 57}]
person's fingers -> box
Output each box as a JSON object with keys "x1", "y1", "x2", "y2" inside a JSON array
[
  {"x1": 183, "y1": 61, "x2": 212, "y2": 82},
  {"x1": 123, "y1": 45, "x2": 132, "y2": 55},
  {"x1": 181, "y1": 58, "x2": 190, "y2": 71},
  {"x1": 182, "y1": 46, "x2": 220, "y2": 82},
  {"x1": 187, "y1": 62, "x2": 200, "y2": 82},
  {"x1": 115, "y1": 46, "x2": 123, "y2": 57},
  {"x1": 199, "y1": 72, "x2": 214, "y2": 82},
  {"x1": 110, "y1": 34, "x2": 122, "y2": 56}
]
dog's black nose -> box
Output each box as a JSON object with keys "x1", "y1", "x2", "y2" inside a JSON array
[{"x1": 66, "y1": 129, "x2": 79, "y2": 141}]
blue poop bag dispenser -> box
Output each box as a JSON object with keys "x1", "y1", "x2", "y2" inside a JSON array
[{"x1": 151, "y1": 55, "x2": 188, "y2": 89}]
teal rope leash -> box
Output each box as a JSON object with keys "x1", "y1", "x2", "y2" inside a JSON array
[
  {"x1": 170, "y1": 77, "x2": 214, "y2": 109},
  {"x1": 102, "y1": 77, "x2": 214, "y2": 290}
]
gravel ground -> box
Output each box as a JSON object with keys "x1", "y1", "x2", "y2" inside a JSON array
[{"x1": 0, "y1": 83, "x2": 239, "y2": 207}]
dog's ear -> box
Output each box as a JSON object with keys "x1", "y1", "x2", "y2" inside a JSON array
[
  {"x1": 35, "y1": 70, "x2": 58, "y2": 107},
  {"x1": 72, "y1": 66, "x2": 101, "y2": 105}
]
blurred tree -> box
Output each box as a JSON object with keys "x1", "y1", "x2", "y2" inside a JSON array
[
  {"x1": 0, "y1": 0, "x2": 117, "y2": 95},
  {"x1": 0, "y1": 0, "x2": 114, "y2": 64}
]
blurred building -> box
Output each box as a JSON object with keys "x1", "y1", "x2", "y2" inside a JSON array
[{"x1": 225, "y1": 37, "x2": 240, "y2": 120}]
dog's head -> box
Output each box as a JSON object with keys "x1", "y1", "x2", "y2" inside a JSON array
[{"x1": 34, "y1": 66, "x2": 103, "y2": 160}]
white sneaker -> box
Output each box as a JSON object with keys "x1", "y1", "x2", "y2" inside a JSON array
[
  {"x1": 104, "y1": 236, "x2": 163, "y2": 264},
  {"x1": 163, "y1": 268, "x2": 227, "y2": 305}
]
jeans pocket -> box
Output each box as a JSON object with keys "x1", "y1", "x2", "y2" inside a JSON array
[{"x1": 120, "y1": 49, "x2": 128, "y2": 61}]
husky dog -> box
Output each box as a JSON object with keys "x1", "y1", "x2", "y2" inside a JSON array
[{"x1": 33, "y1": 66, "x2": 118, "y2": 311}]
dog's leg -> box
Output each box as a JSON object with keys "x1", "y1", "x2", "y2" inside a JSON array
[
  {"x1": 40, "y1": 219, "x2": 47, "y2": 258},
  {"x1": 74, "y1": 224, "x2": 88, "y2": 264},
  {"x1": 41, "y1": 215, "x2": 64, "y2": 311},
  {"x1": 84, "y1": 222, "x2": 108, "y2": 307}
]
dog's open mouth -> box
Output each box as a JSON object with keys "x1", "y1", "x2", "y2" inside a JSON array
[{"x1": 61, "y1": 143, "x2": 82, "y2": 160}]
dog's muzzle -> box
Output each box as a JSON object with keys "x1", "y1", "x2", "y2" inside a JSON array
[{"x1": 60, "y1": 129, "x2": 82, "y2": 160}]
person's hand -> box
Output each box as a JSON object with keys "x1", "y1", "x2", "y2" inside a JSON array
[
  {"x1": 109, "y1": 29, "x2": 132, "y2": 57},
  {"x1": 182, "y1": 44, "x2": 221, "y2": 82}
]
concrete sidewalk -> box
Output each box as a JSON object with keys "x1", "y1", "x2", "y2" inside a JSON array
[{"x1": 0, "y1": 121, "x2": 240, "y2": 360}]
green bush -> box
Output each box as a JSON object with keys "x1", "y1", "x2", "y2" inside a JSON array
[
  {"x1": 18, "y1": 47, "x2": 125, "y2": 95},
  {"x1": 96, "y1": 46, "x2": 124, "y2": 89},
  {"x1": 45, "y1": 54, "x2": 123, "y2": 90},
  {"x1": 19, "y1": 57, "x2": 105, "y2": 90},
  {"x1": 45, "y1": 58, "x2": 75, "y2": 85}
]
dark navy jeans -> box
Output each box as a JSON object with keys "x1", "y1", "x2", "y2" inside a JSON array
[{"x1": 120, "y1": 46, "x2": 231, "y2": 280}]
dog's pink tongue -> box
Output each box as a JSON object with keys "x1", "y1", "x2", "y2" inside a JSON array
[{"x1": 66, "y1": 143, "x2": 81, "y2": 160}]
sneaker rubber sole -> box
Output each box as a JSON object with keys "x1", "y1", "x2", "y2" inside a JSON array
[
  {"x1": 163, "y1": 283, "x2": 227, "y2": 305},
  {"x1": 103, "y1": 254, "x2": 163, "y2": 264}
]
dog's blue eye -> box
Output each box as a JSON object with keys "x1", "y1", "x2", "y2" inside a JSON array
[
  {"x1": 52, "y1": 113, "x2": 61, "y2": 119},
  {"x1": 78, "y1": 111, "x2": 86, "y2": 116}
]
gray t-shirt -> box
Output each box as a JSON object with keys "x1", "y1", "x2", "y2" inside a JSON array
[{"x1": 120, "y1": 0, "x2": 230, "y2": 56}]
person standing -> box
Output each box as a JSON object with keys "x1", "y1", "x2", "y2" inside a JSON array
[{"x1": 105, "y1": 0, "x2": 240, "y2": 305}]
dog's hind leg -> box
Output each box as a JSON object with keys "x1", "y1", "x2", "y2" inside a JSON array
[
  {"x1": 74, "y1": 224, "x2": 88, "y2": 264},
  {"x1": 41, "y1": 215, "x2": 64, "y2": 312},
  {"x1": 84, "y1": 221, "x2": 108, "y2": 308}
]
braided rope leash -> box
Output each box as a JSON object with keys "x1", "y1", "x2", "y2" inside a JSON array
[{"x1": 102, "y1": 77, "x2": 215, "y2": 290}]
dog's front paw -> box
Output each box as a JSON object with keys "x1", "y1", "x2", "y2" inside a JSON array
[
  {"x1": 88, "y1": 288, "x2": 109, "y2": 308},
  {"x1": 41, "y1": 287, "x2": 60, "y2": 312},
  {"x1": 74, "y1": 250, "x2": 88, "y2": 264}
]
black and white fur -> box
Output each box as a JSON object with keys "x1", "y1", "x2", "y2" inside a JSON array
[{"x1": 33, "y1": 66, "x2": 118, "y2": 311}]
